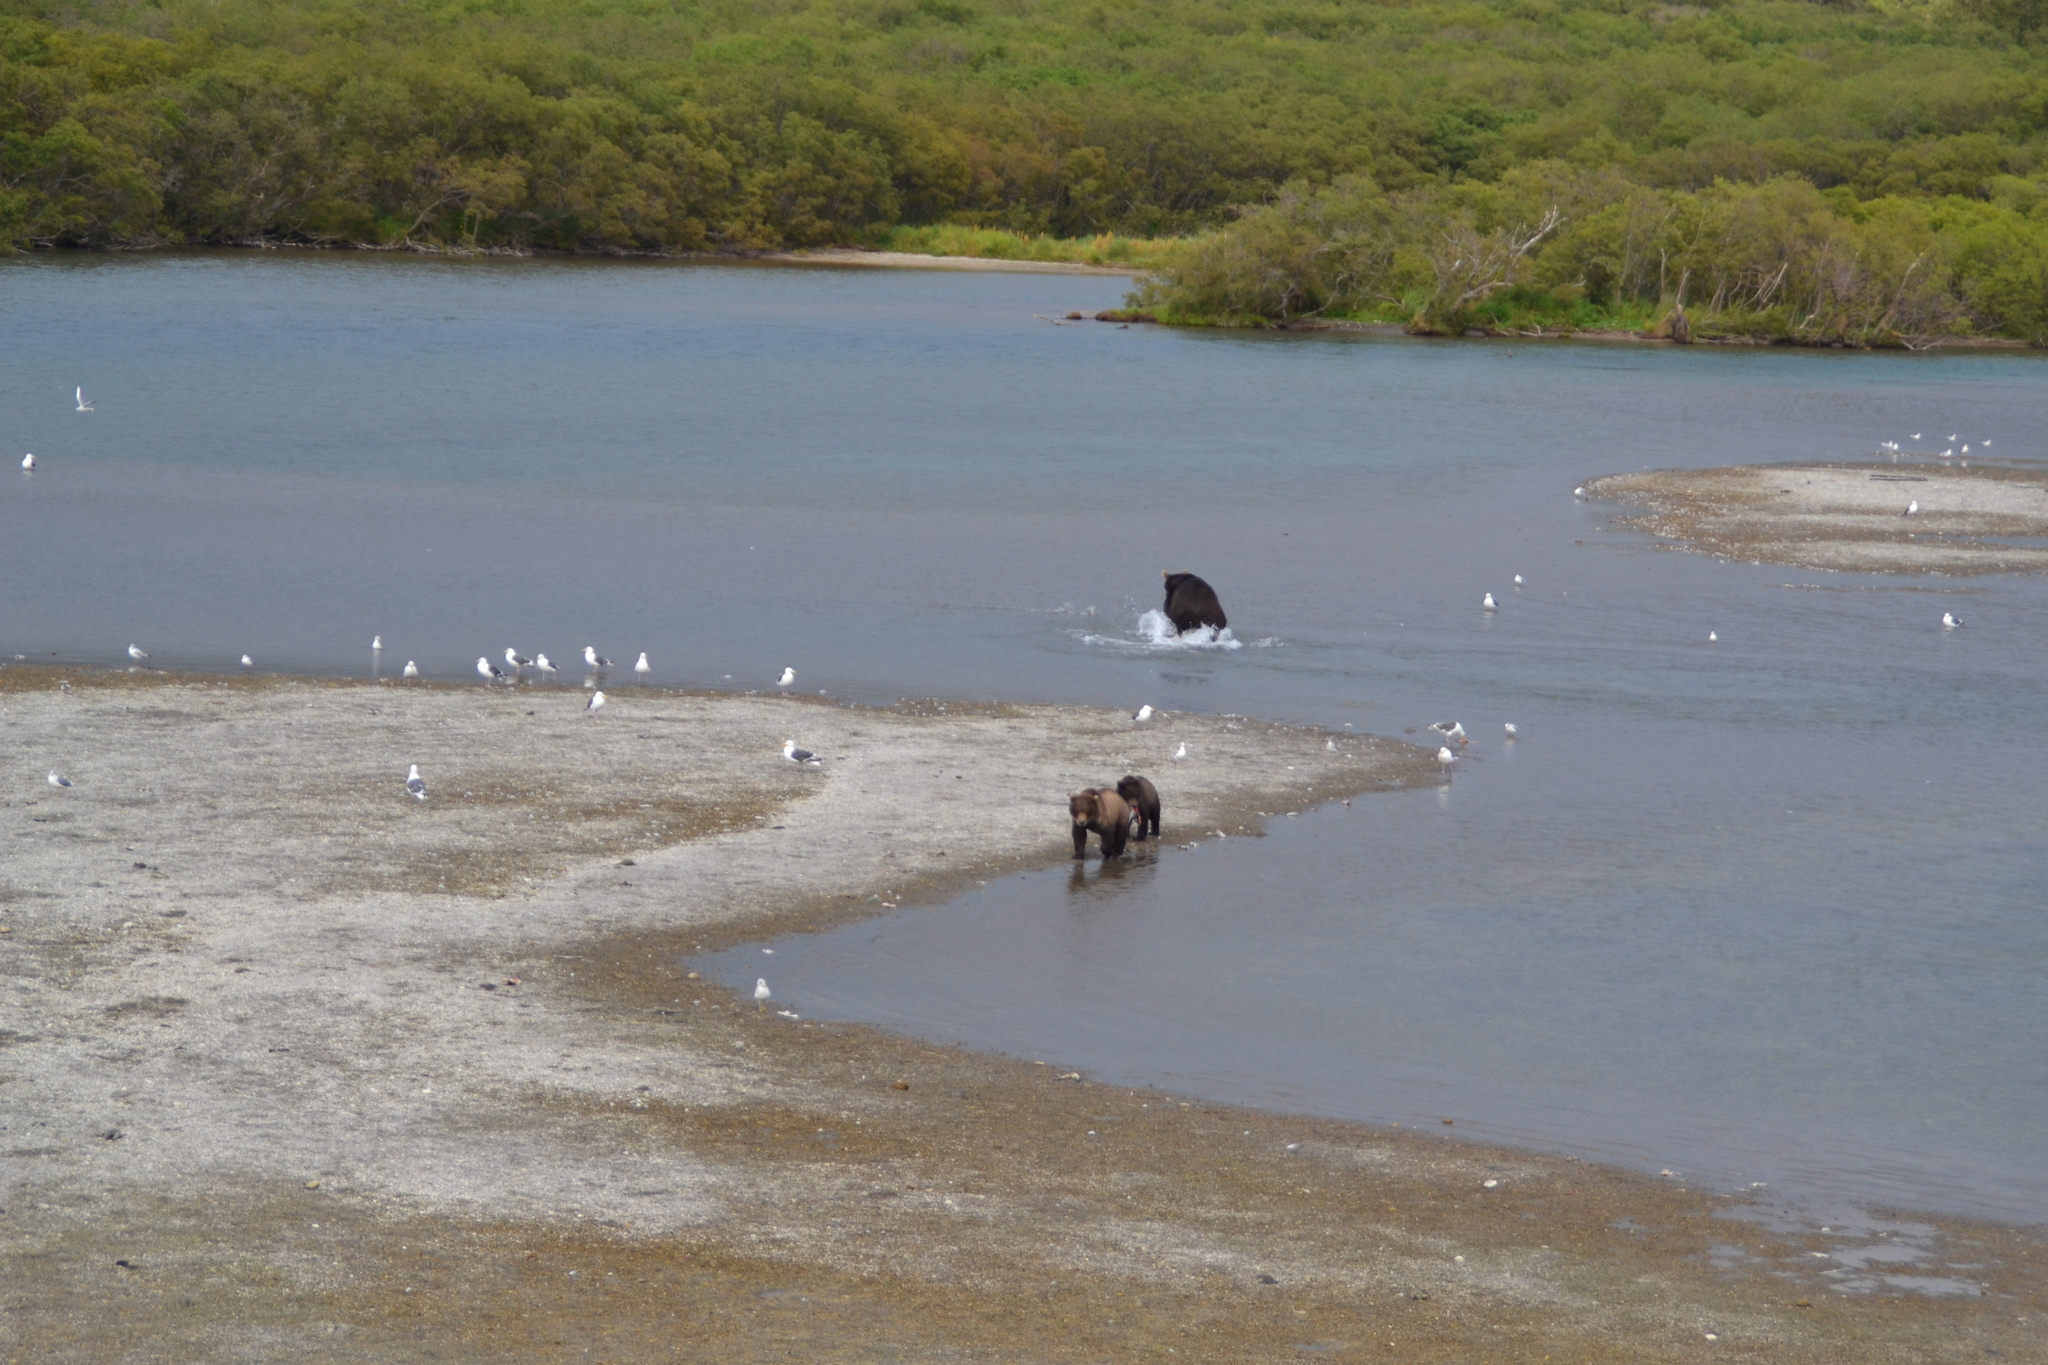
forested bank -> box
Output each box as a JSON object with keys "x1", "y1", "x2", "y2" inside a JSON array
[{"x1": 5, "y1": 0, "x2": 2048, "y2": 338}]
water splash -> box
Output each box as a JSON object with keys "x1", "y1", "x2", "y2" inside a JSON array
[{"x1": 1080, "y1": 608, "x2": 1253, "y2": 652}]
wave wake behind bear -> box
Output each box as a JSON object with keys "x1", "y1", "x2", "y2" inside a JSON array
[{"x1": 1078, "y1": 609, "x2": 1276, "y2": 652}]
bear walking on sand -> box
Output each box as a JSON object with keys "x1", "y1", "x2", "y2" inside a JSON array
[
  {"x1": 1162, "y1": 572, "x2": 1227, "y2": 634},
  {"x1": 1069, "y1": 787, "x2": 1132, "y2": 859},
  {"x1": 1117, "y1": 775, "x2": 1161, "y2": 842}
]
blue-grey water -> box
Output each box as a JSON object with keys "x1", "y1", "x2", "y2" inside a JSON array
[{"x1": 7, "y1": 252, "x2": 2046, "y2": 1227}]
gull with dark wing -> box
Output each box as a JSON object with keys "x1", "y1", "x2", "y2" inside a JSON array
[{"x1": 782, "y1": 739, "x2": 822, "y2": 768}]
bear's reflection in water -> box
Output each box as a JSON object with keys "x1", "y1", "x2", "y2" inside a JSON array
[{"x1": 1066, "y1": 846, "x2": 1161, "y2": 902}]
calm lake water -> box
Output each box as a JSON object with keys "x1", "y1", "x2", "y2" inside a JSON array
[{"x1": 7, "y1": 252, "x2": 2046, "y2": 1227}]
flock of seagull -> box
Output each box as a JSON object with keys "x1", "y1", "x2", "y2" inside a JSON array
[{"x1": 1877, "y1": 432, "x2": 1988, "y2": 463}]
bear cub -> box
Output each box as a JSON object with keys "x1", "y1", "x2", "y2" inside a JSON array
[
  {"x1": 1116, "y1": 775, "x2": 1161, "y2": 842},
  {"x1": 1069, "y1": 787, "x2": 1132, "y2": 859}
]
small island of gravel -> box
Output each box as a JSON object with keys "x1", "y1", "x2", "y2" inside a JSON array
[
  {"x1": 1585, "y1": 463, "x2": 2048, "y2": 575},
  {"x1": 4, "y1": 672, "x2": 2041, "y2": 1362}
]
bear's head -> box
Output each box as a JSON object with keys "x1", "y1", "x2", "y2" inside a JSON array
[
  {"x1": 1070, "y1": 789, "x2": 1103, "y2": 826},
  {"x1": 1115, "y1": 776, "x2": 1145, "y2": 805}
]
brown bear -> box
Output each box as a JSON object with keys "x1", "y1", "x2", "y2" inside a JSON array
[
  {"x1": 1116, "y1": 775, "x2": 1161, "y2": 842},
  {"x1": 1162, "y1": 571, "x2": 1227, "y2": 634},
  {"x1": 1069, "y1": 787, "x2": 1132, "y2": 859}
]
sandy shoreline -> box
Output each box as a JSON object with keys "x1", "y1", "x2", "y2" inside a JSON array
[
  {"x1": 762, "y1": 247, "x2": 1143, "y2": 276},
  {"x1": 4, "y1": 671, "x2": 2041, "y2": 1361},
  {"x1": 1586, "y1": 462, "x2": 2048, "y2": 575}
]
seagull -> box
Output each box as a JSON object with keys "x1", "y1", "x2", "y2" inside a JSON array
[
  {"x1": 405, "y1": 764, "x2": 427, "y2": 801},
  {"x1": 127, "y1": 644, "x2": 148, "y2": 661},
  {"x1": 1437, "y1": 746, "x2": 1456, "y2": 766},
  {"x1": 1513, "y1": 574, "x2": 1524, "y2": 586},
  {"x1": 20, "y1": 453, "x2": 34, "y2": 471},
  {"x1": 74, "y1": 387, "x2": 92, "y2": 412},
  {"x1": 1905, "y1": 501, "x2": 1919, "y2": 516},
  {"x1": 584, "y1": 690, "x2": 606, "y2": 714},
  {"x1": 1504, "y1": 722, "x2": 1518, "y2": 739},
  {"x1": 1427, "y1": 721, "x2": 1467, "y2": 744},
  {"x1": 403, "y1": 660, "x2": 419, "y2": 679},
  {"x1": 1172, "y1": 742, "x2": 1188, "y2": 762},
  {"x1": 777, "y1": 667, "x2": 796, "y2": 688},
  {"x1": 372, "y1": 636, "x2": 382, "y2": 651},
  {"x1": 1942, "y1": 611, "x2": 1963, "y2": 629},
  {"x1": 1573, "y1": 485, "x2": 1586, "y2": 498},
  {"x1": 1133, "y1": 704, "x2": 1153, "y2": 724},
  {"x1": 47, "y1": 770, "x2": 73, "y2": 789},
  {"x1": 477, "y1": 656, "x2": 505, "y2": 684},
  {"x1": 1482, "y1": 592, "x2": 1497, "y2": 611},
  {"x1": 584, "y1": 646, "x2": 611, "y2": 670},
  {"x1": 240, "y1": 654, "x2": 253, "y2": 668},
  {"x1": 533, "y1": 652, "x2": 557, "y2": 680},
  {"x1": 1910, "y1": 433, "x2": 1921, "y2": 441},
  {"x1": 1982, "y1": 439, "x2": 1992, "y2": 447},
  {"x1": 634, "y1": 652, "x2": 651, "y2": 682},
  {"x1": 782, "y1": 739, "x2": 821, "y2": 767},
  {"x1": 1961, "y1": 444, "x2": 1970, "y2": 455},
  {"x1": 754, "y1": 978, "x2": 771, "y2": 1011},
  {"x1": 1326, "y1": 737, "x2": 1337, "y2": 751},
  {"x1": 1708, "y1": 631, "x2": 1718, "y2": 642},
  {"x1": 1949, "y1": 434, "x2": 1958, "y2": 442},
  {"x1": 504, "y1": 648, "x2": 531, "y2": 677}
]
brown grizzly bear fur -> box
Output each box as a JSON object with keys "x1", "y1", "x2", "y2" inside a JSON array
[
  {"x1": 1069, "y1": 787, "x2": 1132, "y2": 859},
  {"x1": 1162, "y1": 571, "x2": 1227, "y2": 634},
  {"x1": 1116, "y1": 775, "x2": 1161, "y2": 842}
]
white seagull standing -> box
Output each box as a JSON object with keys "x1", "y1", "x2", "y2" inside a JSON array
[
  {"x1": 504, "y1": 648, "x2": 531, "y2": 678},
  {"x1": 1172, "y1": 742, "x2": 1188, "y2": 763},
  {"x1": 635, "y1": 652, "x2": 651, "y2": 682},
  {"x1": 1504, "y1": 722, "x2": 1518, "y2": 739},
  {"x1": 1942, "y1": 611, "x2": 1963, "y2": 629},
  {"x1": 477, "y1": 656, "x2": 505, "y2": 684},
  {"x1": 127, "y1": 644, "x2": 149, "y2": 662},
  {"x1": 533, "y1": 652, "x2": 557, "y2": 680},
  {"x1": 20, "y1": 453, "x2": 34, "y2": 471},
  {"x1": 777, "y1": 667, "x2": 796, "y2": 689},
  {"x1": 406, "y1": 764, "x2": 428, "y2": 801},
  {"x1": 1482, "y1": 592, "x2": 1497, "y2": 611},
  {"x1": 1708, "y1": 631, "x2": 1718, "y2": 642},
  {"x1": 586, "y1": 690, "x2": 606, "y2": 714},
  {"x1": 403, "y1": 660, "x2": 420, "y2": 679},
  {"x1": 1437, "y1": 746, "x2": 1457, "y2": 767},
  {"x1": 240, "y1": 654, "x2": 253, "y2": 668},
  {"x1": 754, "y1": 978, "x2": 772, "y2": 1011},
  {"x1": 74, "y1": 387, "x2": 93, "y2": 412},
  {"x1": 1513, "y1": 574, "x2": 1524, "y2": 586},
  {"x1": 373, "y1": 636, "x2": 383, "y2": 651},
  {"x1": 584, "y1": 646, "x2": 611, "y2": 670},
  {"x1": 782, "y1": 739, "x2": 821, "y2": 768},
  {"x1": 47, "y1": 770, "x2": 74, "y2": 789},
  {"x1": 1905, "y1": 500, "x2": 1919, "y2": 516},
  {"x1": 1133, "y1": 704, "x2": 1153, "y2": 724}
]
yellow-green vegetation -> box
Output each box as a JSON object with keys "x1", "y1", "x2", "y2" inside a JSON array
[
  {"x1": 2, "y1": 0, "x2": 2046, "y2": 338},
  {"x1": 874, "y1": 224, "x2": 1189, "y2": 266}
]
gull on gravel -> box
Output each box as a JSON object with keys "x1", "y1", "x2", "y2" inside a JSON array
[
  {"x1": 1482, "y1": 592, "x2": 1497, "y2": 611},
  {"x1": 635, "y1": 652, "x2": 651, "y2": 681},
  {"x1": 20, "y1": 453, "x2": 34, "y2": 471},
  {"x1": 406, "y1": 764, "x2": 427, "y2": 801},
  {"x1": 778, "y1": 667, "x2": 796, "y2": 689},
  {"x1": 755, "y1": 978, "x2": 771, "y2": 1011},
  {"x1": 533, "y1": 652, "x2": 557, "y2": 679},
  {"x1": 1504, "y1": 722, "x2": 1518, "y2": 738},
  {"x1": 1942, "y1": 612, "x2": 1963, "y2": 629},
  {"x1": 403, "y1": 660, "x2": 419, "y2": 679},
  {"x1": 1133, "y1": 704, "x2": 1153, "y2": 724},
  {"x1": 504, "y1": 648, "x2": 531, "y2": 676},
  {"x1": 74, "y1": 387, "x2": 93, "y2": 412},
  {"x1": 586, "y1": 690, "x2": 606, "y2": 713},
  {"x1": 127, "y1": 644, "x2": 149, "y2": 661},
  {"x1": 47, "y1": 770, "x2": 73, "y2": 789},
  {"x1": 782, "y1": 739, "x2": 821, "y2": 767},
  {"x1": 1905, "y1": 500, "x2": 1919, "y2": 516},
  {"x1": 1173, "y1": 742, "x2": 1188, "y2": 763},
  {"x1": 477, "y1": 656, "x2": 505, "y2": 684},
  {"x1": 584, "y1": 646, "x2": 611, "y2": 670}
]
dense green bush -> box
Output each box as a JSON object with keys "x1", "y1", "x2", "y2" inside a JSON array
[{"x1": 3, "y1": 0, "x2": 2048, "y2": 338}]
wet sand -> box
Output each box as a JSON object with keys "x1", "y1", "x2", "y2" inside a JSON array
[
  {"x1": 4, "y1": 671, "x2": 2042, "y2": 1362},
  {"x1": 1586, "y1": 463, "x2": 2048, "y2": 574},
  {"x1": 762, "y1": 247, "x2": 1140, "y2": 275}
]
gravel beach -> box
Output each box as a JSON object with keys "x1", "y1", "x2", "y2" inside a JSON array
[
  {"x1": 1586, "y1": 463, "x2": 2048, "y2": 574},
  {"x1": 4, "y1": 672, "x2": 2040, "y2": 1362}
]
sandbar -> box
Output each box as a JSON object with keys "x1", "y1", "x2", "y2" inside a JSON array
[{"x1": 3, "y1": 672, "x2": 2040, "y2": 1361}]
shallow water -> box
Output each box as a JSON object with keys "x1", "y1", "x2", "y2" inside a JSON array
[{"x1": 7, "y1": 252, "x2": 2046, "y2": 1225}]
